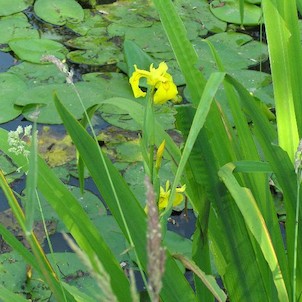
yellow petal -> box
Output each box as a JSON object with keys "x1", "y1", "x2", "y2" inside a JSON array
[
  {"x1": 176, "y1": 184, "x2": 186, "y2": 193},
  {"x1": 155, "y1": 140, "x2": 166, "y2": 169},
  {"x1": 173, "y1": 192, "x2": 184, "y2": 207},
  {"x1": 129, "y1": 65, "x2": 150, "y2": 98},
  {"x1": 153, "y1": 80, "x2": 178, "y2": 104}
]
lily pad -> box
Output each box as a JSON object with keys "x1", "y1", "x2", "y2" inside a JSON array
[
  {"x1": 8, "y1": 61, "x2": 67, "y2": 86},
  {"x1": 0, "y1": 13, "x2": 39, "y2": 49},
  {"x1": 96, "y1": 0, "x2": 157, "y2": 28},
  {"x1": 93, "y1": 216, "x2": 130, "y2": 262},
  {"x1": 210, "y1": 0, "x2": 262, "y2": 26},
  {"x1": 0, "y1": 251, "x2": 27, "y2": 291},
  {"x1": 174, "y1": 0, "x2": 227, "y2": 33},
  {"x1": 20, "y1": 186, "x2": 106, "y2": 233},
  {"x1": 34, "y1": 0, "x2": 84, "y2": 26},
  {"x1": 67, "y1": 46, "x2": 122, "y2": 66},
  {"x1": 0, "y1": 0, "x2": 33, "y2": 17},
  {"x1": 9, "y1": 38, "x2": 68, "y2": 63},
  {"x1": 15, "y1": 82, "x2": 102, "y2": 123},
  {"x1": 66, "y1": 9, "x2": 108, "y2": 36},
  {"x1": 0, "y1": 73, "x2": 27, "y2": 123},
  {"x1": 82, "y1": 72, "x2": 135, "y2": 100},
  {"x1": 65, "y1": 36, "x2": 109, "y2": 50},
  {"x1": 193, "y1": 32, "x2": 268, "y2": 73}
]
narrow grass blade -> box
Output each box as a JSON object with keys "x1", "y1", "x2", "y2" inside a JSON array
[
  {"x1": 152, "y1": 0, "x2": 206, "y2": 106},
  {"x1": 54, "y1": 97, "x2": 198, "y2": 302},
  {"x1": 218, "y1": 162, "x2": 289, "y2": 302},
  {"x1": 262, "y1": 0, "x2": 300, "y2": 160},
  {"x1": 173, "y1": 253, "x2": 227, "y2": 302},
  {"x1": 0, "y1": 170, "x2": 75, "y2": 302},
  {"x1": 25, "y1": 122, "x2": 38, "y2": 233},
  {"x1": 162, "y1": 72, "x2": 225, "y2": 218},
  {"x1": 227, "y1": 74, "x2": 298, "y2": 294}
]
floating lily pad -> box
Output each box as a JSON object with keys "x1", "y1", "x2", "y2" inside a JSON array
[
  {"x1": 16, "y1": 82, "x2": 102, "y2": 123},
  {"x1": 0, "y1": 73, "x2": 27, "y2": 123},
  {"x1": 193, "y1": 32, "x2": 267, "y2": 73},
  {"x1": 0, "y1": 0, "x2": 33, "y2": 17},
  {"x1": 97, "y1": 0, "x2": 157, "y2": 28},
  {"x1": 9, "y1": 38, "x2": 68, "y2": 63},
  {"x1": 93, "y1": 216, "x2": 130, "y2": 262},
  {"x1": 8, "y1": 61, "x2": 67, "y2": 86},
  {"x1": 100, "y1": 102, "x2": 177, "y2": 131},
  {"x1": 174, "y1": 0, "x2": 226, "y2": 33},
  {"x1": 66, "y1": 9, "x2": 108, "y2": 36},
  {"x1": 20, "y1": 186, "x2": 106, "y2": 234},
  {"x1": 210, "y1": 0, "x2": 262, "y2": 26},
  {"x1": 0, "y1": 13, "x2": 39, "y2": 50},
  {"x1": 164, "y1": 231, "x2": 192, "y2": 259},
  {"x1": 34, "y1": 0, "x2": 84, "y2": 26},
  {"x1": 82, "y1": 72, "x2": 135, "y2": 100},
  {"x1": 67, "y1": 46, "x2": 122, "y2": 65},
  {"x1": 65, "y1": 36, "x2": 108, "y2": 50},
  {"x1": 0, "y1": 251, "x2": 27, "y2": 291}
]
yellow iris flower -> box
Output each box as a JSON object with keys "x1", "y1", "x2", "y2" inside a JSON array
[
  {"x1": 129, "y1": 62, "x2": 178, "y2": 104},
  {"x1": 158, "y1": 181, "x2": 186, "y2": 210}
]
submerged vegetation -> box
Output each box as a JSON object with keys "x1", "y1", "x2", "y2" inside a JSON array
[{"x1": 0, "y1": 0, "x2": 302, "y2": 301}]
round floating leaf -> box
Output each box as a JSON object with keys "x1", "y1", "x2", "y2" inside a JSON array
[
  {"x1": 174, "y1": 0, "x2": 226, "y2": 33},
  {"x1": 16, "y1": 82, "x2": 102, "y2": 123},
  {"x1": 66, "y1": 9, "x2": 108, "y2": 36},
  {"x1": 9, "y1": 38, "x2": 67, "y2": 63},
  {"x1": 0, "y1": 73, "x2": 27, "y2": 123},
  {"x1": 82, "y1": 72, "x2": 136, "y2": 100},
  {"x1": 194, "y1": 32, "x2": 268, "y2": 73},
  {"x1": 0, "y1": 13, "x2": 39, "y2": 47},
  {"x1": 65, "y1": 36, "x2": 107, "y2": 50},
  {"x1": 0, "y1": 252, "x2": 27, "y2": 291},
  {"x1": 67, "y1": 45, "x2": 122, "y2": 66},
  {"x1": 97, "y1": 0, "x2": 156, "y2": 27},
  {"x1": 210, "y1": 0, "x2": 262, "y2": 26},
  {"x1": 34, "y1": 0, "x2": 84, "y2": 26},
  {"x1": 0, "y1": 0, "x2": 33, "y2": 16},
  {"x1": 8, "y1": 62, "x2": 67, "y2": 86}
]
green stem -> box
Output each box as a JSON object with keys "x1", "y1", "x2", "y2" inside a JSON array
[
  {"x1": 293, "y1": 175, "x2": 301, "y2": 301},
  {"x1": 142, "y1": 87, "x2": 156, "y2": 182}
]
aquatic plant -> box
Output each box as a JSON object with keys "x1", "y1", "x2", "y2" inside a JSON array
[{"x1": 0, "y1": 0, "x2": 302, "y2": 301}]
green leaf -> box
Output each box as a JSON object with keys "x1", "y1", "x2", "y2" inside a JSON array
[
  {"x1": 8, "y1": 61, "x2": 67, "y2": 86},
  {"x1": 16, "y1": 83, "x2": 100, "y2": 123},
  {"x1": 34, "y1": 0, "x2": 84, "y2": 26},
  {"x1": 67, "y1": 47, "x2": 121, "y2": 66},
  {"x1": 210, "y1": 0, "x2": 262, "y2": 25},
  {"x1": 173, "y1": 253, "x2": 227, "y2": 302},
  {"x1": 0, "y1": 13, "x2": 39, "y2": 46},
  {"x1": 54, "y1": 96, "x2": 198, "y2": 302},
  {"x1": 0, "y1": 0, "x2": 33, "y2": 16},
  {"x1": 9, "y1": 38, "x2": 67, "y2": 63},
  {"x1": 218, "y1": 162, "x2": 289, "y2": 301},
  {"x1": 0, "y1": 73, "x2": 26, "y2": 123}
]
